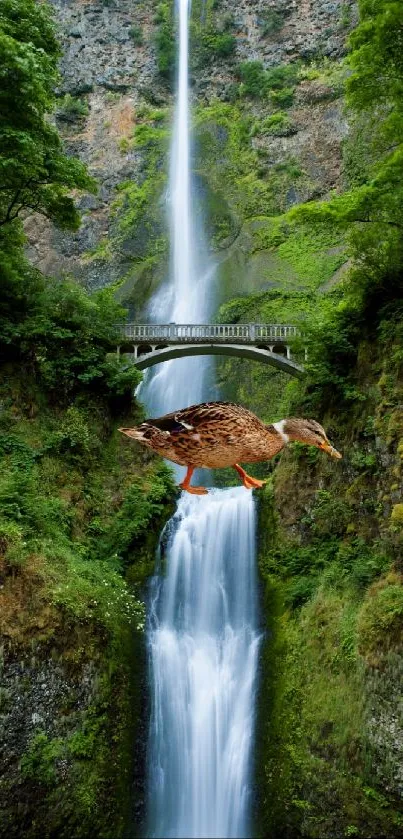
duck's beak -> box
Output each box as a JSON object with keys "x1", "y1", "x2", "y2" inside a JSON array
[{"x1": 320, "y1": 440, "x2": 342, "y2": 459}]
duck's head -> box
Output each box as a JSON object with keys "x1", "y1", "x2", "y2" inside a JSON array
[{"x1": 272, "y1": 418, "x2": 342, "y2": 459}]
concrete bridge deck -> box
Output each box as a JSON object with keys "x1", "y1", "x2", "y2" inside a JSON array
[{"x1": 117, "y1": 322, "x2": 306, "y2": 378}]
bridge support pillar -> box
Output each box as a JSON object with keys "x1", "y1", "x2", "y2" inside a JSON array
[{"x1": 286, "y1": 345, "x2": 291, "y2": 360}]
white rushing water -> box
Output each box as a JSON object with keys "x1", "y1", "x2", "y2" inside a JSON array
[
  {"x1": 144, "y1": 0, "x2": 261, "y2": 836},
  {"x1": 139, "y1": 0, "x2": 215, "y2": 417},
  {"x1": 147, "y1": 489, "x2": 260, "y2": 838}
]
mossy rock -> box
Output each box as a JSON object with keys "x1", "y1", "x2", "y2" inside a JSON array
[
  {"x1": 357, "y1": 572, "x2": 403, "y2": 664},
  {"x1": 391, "y1": 504, "x2": 403, "y2": 526}
]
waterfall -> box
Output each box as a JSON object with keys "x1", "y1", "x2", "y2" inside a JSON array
[
  {"x1": 147, "y1": 490, "x2": 260, "y2": 838},
  {"x1": 143, "y1": 1, "x2": 261, "y2": 836},
  {"x1": 140, "y1": 0, "x2": 214, "y2": 417}
]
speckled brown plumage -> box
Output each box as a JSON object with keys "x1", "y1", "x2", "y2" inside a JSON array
[{"x1": 119, "y1": 401, "x2": 284, "y2": 468}]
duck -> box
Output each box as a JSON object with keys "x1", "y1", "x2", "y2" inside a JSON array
[{"x1": 119, "y1": 401, "x2": 342, "y2": 495}]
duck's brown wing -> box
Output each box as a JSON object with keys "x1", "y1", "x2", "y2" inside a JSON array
[
  {"x1": 146, "y1": 401, "x2": 261, "y2": 433},
  {"x1": 145, "y1": 402, "x2": 266, "y2": 462},
  {"x1": 121, "y1": 402, "x2": 269, "y2": 467}
]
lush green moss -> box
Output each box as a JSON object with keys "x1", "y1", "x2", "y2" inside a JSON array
[
  {"x1": 257, "y1": 486, "x2": 403, "y2": 838},
  {"x1": 254, "y1": 312, "x2": 403, "y2": 836},
  {"x1": 0, "y1": 292, "x2": 175, "y2": 836}
]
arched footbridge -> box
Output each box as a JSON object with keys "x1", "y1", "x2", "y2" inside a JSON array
[{"x1": 117, "y1": 323, "x2": 306, "y2": 378}]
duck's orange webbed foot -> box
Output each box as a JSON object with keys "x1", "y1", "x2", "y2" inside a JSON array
[
  {"x1": 234, "y1": 463, "x2": 266, "y2": 491},
  {"x1": 178, "y1": 466, "x2": 208, "y2": 496},
  {"x1": 180, "y1": 485, "x2": 209, "y2": 495}
]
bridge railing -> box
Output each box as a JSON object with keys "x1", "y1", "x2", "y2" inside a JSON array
[{"x1": 119, "y1": 323, "x2": 299, "y2": 343}]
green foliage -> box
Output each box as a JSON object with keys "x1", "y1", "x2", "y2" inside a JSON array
[
  {"x1": 128, "y1": 25, "x2": 143, "y2": 46},
  {"x1": 108, "y1": 107, "x2": 169, "y2": 279},
  {"x1": 0, "y1": 0, "x2": 95, "y2": 230},
  {"x1": 269, "y1": 87, "x2": 295, "y2": 108},
  {"x1": 51, "y1": 552, "x2": 146, "y2": 631},
  {"x1": 199, "y1": 31, "x2": 236, "y2": 61},
  {"x1": 56, "y1": 93, "x2": 89, "y2": 122},
  {"x1": 357, "y1": 573, "x2": 403, "y2": 661},
  {"x1": 391, "y1": 504, "x2": 403, "y2": 525},
  {"x1": 260, "y1": 10, "x2": 285, "y2": 37},
  {"x1": 0, "y1": 377, "x2": 174, "y2": 637},
  {"x1": 287, "y1": 0, "x2": 403, "y2": 255},
  {"x1": 284, "y1": 4, "x2": 403, "y2": 396},
  {"x1": 238, "y1": 60, "x2": 267, "y2": 98},
  {"x1": 154, "y1": 3, "x2": 176, "y2": 82},
  {"x1": 52, "y1": 407, "x2": 96, "y2": 459},
  {"x1": 238, "y1": 60, "x2": 299, "y2": 101},
  {"x1": 1, "y1": 274, "x2": 140, "y2": 401},
  {"x1": 257, "y1": 553, "x2": 403, "y2": 837},
  {"x1": 339, "y1": 2, "x2": 353, "y2": 28},
  {"x1": 194, "y1": 102, "x2": 309, "y2": 221},
  {"x1": 347, "y1": 0, "x2": 403, "y2": 117},
  {"x1": 253, "y1": 112, "x2": 295, "y2": 137},
  {"x1": 21, "y1": 733, "x2": 64, "y2": 786},
  {"x1": 98, "y1": 464, "x2": 175, "y2": 565}
]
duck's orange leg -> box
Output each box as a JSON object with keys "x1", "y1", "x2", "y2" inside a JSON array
[
  {"x1": 234, "y1": 463, "x2": 266, "y2": 490},
  {"x1": 179, "y1": 465, "x2": 208, "y2": 495}
]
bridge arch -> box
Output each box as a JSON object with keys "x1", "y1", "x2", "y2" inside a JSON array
[
  {"x1": 130, "y1": 343, "x2": 305, "y2": 378},
  {"x1": 137, "y1": 343, "x2": 153, "y2": 357}
]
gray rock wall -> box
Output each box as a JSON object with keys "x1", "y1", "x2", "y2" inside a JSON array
[{"x1": 25, "y1": 0, "x2": 357, "y2": 300}]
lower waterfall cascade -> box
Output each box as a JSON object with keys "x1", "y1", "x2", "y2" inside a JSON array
[{"x1": 147, "y1": 488, "x2": 261, "y2": 838}]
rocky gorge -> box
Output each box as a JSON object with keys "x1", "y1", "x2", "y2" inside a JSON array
[{"x1": 1, "y1": 0, "x2": 403, "y2": 836}]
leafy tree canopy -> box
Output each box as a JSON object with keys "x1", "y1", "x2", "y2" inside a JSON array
[
  {"x1": 0, "y1": 0, "x2": 95, "y2": 230},
  {"x1": 347, "y1": 0, "x2": 403, "y2": 116}
]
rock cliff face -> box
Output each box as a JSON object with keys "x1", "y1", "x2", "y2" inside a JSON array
[
  {"x1": 255, "y1": 334, "x2": 403, "y2": 837},
  {"x1": 26, "y1": 0, "x2": 356, "y2": 312}
]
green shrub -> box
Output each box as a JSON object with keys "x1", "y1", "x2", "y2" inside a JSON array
[
  {"x1": 257, "y1": 113, "x2": 296, "y2": 137},
  {"x1": 51, "y1": 407, "x2": 96, "y2": 460},
  {"x1": 239, "y1": 61, "x2": 267, "y2": 98},
  {"x1": 155, "y1": 3, "x2": 175, "y2": 81},
  {"x1": 21, "y1": 733, "x2": 64, "y2": 786},
  {"x1": 260, "y1": 10, "x2": 285, "y2": 36},
  {"x1": 266, "y1": 63, "x2": 299, "y2": 90},
  {"x1": 129, "y1": 25, "x2": 143, "y2": 45},
  {"x1": 339, "y1": 2, "x2": 352, "y2": 28},
  {"x1": 270, "y1": 87, "x2": 295, "y2": 108},
  {"x1": 238, "y1": 60, "x2": 298, "y2": 100},
  {"x1": 56, "y1": 94, "x2": 89, "y2": 122},
  {"x1": 285, "y1": 575, "x2": 317, "y2": 608},
  {"x1": 220, "y1": 12, "x2": 235, "y2": 32},
  {"x1": 203, "y1": 32, "x2": 236, "y2": 59}
]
